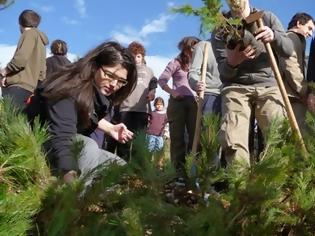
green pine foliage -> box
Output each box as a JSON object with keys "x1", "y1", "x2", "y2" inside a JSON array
[
  {"x1": 0, "y1": 99, "x2": 51, "y2": 235},
  {"x1": 171, "y1": 0, "x2": 242, "y2": 38},
  {"x1": 4, "y1": 94, "x2": 315, "y2": 235},
  {"x1": 34, "y1": 113, "x2": 315, "y2": 235},
  {"x1": 171, "y1": 0, "x2": 223, "y2": 35}
]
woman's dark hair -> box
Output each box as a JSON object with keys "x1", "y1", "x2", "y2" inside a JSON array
[
  {"x1": 19, "y1": 9, "x2": 41, "y2": 28},
  {"x1": 51, "y1": 39, "x2": 68, "y2": 55},
  {"x1": 288, "y1": 12, "x2": 314, "y2": 30},
  {"x1": 42, "y1": 41, "x2": 137, "y2": 125},
  {"x1": 177, "y1": 36, "x2": 200, "y2": 71},
  {"x1": 154, "y1": 97, "x2": 165, "y2": 106}
]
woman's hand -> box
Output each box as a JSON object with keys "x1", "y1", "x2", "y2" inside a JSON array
[
  {"x1": 110, "y1": 123, "x2": 134, "y2": 143},
  {"x1": 63, "y1": 170, "x2": 78, "y2": 183},
  {"x1": 98, "y1": 118, "x2": 133, "y2": 143}
]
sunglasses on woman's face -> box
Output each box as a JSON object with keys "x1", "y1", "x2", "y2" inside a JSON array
[{"x1": 100, "y1": 67, "x2": 128, "y2": 87}]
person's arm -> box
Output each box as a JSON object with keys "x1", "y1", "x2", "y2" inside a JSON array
[
  {"x1": 148, "y1": 75, "x2": 158, "y2": 90},
  {"x1": 158, "y1": 60, "x2": 182, "y2": 99},
  {"x1": 45, "y1": 57, "x2": 54, "y2": 79},
  {"x1": 282, "y1": 51, "x2": 307, "y2": 97},
  {"x1": 147, "y1": 74, "x2": 157, "y2": 101},
  {"x1": 279, "y1": 33, "x2": 307, "y2": 98},
  {"x1": 189, "y1": 41, "x2": 205, "y2": 92},
  {"x1": 0, "y1": 68, "x2": 8, "y2": 87},
  {"x1": 98, "y1": 118, "x2": 133, "y2": 143},
  {"x1": 5, "y1": 30, "x2": 37, "y2": 74},
  {"x1": 263, "y1": 11, "x2": 294, "y2": 57}
]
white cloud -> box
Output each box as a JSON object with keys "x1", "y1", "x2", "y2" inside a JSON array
[
  {"x1": 111, "y1": 26, "x2": 142, "y2": 45},
  {"x1": 167, "y1": 2, "x2": 176, "y2": 8},
  {"x1": 111, "y1": 14, "x2": 174, "y2": 46},
  {"x1": 41, "y1": 5, "x2": 55, "y2": 12},
  {"x1": 139, "y1": 14, "x2": 173, "y2": 37},
  {"x1": 29, "y1": 3, "x2": 54, "y2": 13},
  {"x1": 0, "y1": 44, "x2": 16, "y2": 67},
  {"x1": 62, "y1": 17, "x2": 79, "y2": 25},
  {"x1": 74, "y1": 0, "x2": 87, "y2": 18}
]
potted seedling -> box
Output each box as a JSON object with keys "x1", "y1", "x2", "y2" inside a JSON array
[{"x1": 172, "y1": 0, "x2": 264, "y2": 55}]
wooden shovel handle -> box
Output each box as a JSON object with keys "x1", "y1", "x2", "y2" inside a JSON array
[{"x1": 192, "y1": 42, "x2": 210, "y2": 155}]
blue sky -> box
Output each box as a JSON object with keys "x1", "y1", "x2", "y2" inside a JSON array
[{"x1": 0, "y1": 0, "x2": 314, "y2": 103}]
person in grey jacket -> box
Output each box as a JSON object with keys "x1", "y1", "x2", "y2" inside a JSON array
[
  {"x1": 189, "y1": 40, "x2": 222, "y2": 115},
  {"x1": 211, "y1": 0, "x2": 294, "y2": 166}
]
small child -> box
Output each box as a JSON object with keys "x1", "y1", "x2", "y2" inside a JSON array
[{"x1": 147, "y1": 97, "x2": 168, "y2": 152}]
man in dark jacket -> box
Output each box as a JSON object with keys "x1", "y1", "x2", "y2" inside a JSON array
[
  {"x1": 307, "y1": 37, "x2": 315, "y2": 112},
  {"x1": 307, "y1": 37, "x2": 315, "y2": 83}
]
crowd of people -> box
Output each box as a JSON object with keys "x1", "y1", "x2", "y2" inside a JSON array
[{"x1": 0, "y1": 0, "x2": 315, "y2": 186}]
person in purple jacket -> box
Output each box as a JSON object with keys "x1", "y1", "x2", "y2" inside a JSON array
[{"x1": 158, "y1": 36, "x2": 200, "y2": 177}]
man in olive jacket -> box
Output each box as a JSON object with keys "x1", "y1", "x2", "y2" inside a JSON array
[
  {"x1": 279, "y1": 12, "x2": 314, "y2": 134},
  {"x1": 0, "y1": 9, "x2": 49, "y2": 110}
]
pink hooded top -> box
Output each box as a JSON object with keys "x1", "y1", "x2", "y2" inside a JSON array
[{"x1": 158, "y1": 59, "x2": 196, "y2": 97}]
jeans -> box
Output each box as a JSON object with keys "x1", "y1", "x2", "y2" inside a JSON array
[{"x1": 147, "y1": 134, "x2": 164, "y2": 152}]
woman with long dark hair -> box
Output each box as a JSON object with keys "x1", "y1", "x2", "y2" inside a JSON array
[
  {"x1": 26, "y1": 41, "x2": 137, "y2": 183},
  {"x1": 158, "y1": 36, "x2": 200, "y2": 177}
]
